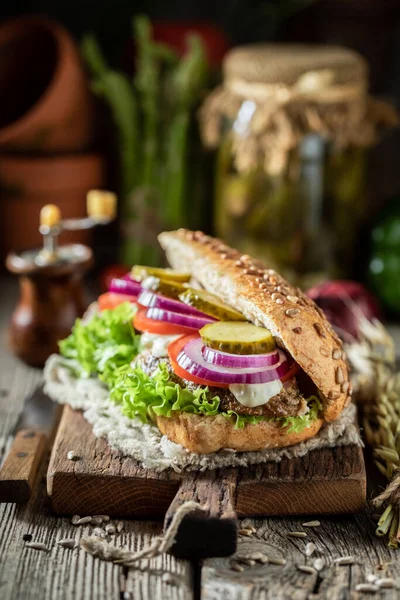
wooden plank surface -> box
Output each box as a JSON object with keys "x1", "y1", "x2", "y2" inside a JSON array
[
  {"x1": 48, "y1": 406, "x2": 181, "y2": 518},
  {"x1": 202, "y1": 514, "x2": 400, "y2": 600},
  {"x1": 0, "y1": 278, "x2": 399, "y2": 599},
  {"x1": 0, "y1": 429, "x2": 47, "y2": 503},
  {"x1": 48, "y1": 407, "x2": 366, "y2": 518}
]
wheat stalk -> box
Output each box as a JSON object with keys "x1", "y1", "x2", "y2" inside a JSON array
[{"x1": 345, "y1": 317, "x2": 400, "y2": 548}]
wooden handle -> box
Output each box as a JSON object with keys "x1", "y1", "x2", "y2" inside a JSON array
[
  {"x1": 163, "y1": 469, "x2": 238, "y2": 558},
  {"x1": 0, "y1": 429, "x2": 47, "y2": 503}
]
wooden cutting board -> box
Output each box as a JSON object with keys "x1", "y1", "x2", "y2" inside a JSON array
[{"x1": 47, "y1": 406, "x2": 366, "y2": 557}]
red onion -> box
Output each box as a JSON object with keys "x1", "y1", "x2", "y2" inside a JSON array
[
  {"x1": 138, "y1": 290, "x2": 211, "y2": 318},
  {"x1": 307, "y1": 280, "x2": 381, "y2": 341},
  {"x1": 109, "y1": 277, "x2": 142, "y2": 297},
  {"x1": 202, "y1": 345, "x2": 280, "y2": 368},
  {"x1": 146, "y1": 307, "x2": 215, "y2": 331},
  {"x1": 177, "y1": 337, "x2": 289, "y2": 385}
]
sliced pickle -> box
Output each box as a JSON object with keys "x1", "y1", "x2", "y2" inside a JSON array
[
  {"x1": 200, "y1": 321, "x2": 276, "y2": 354},
  {"x1": 131, "y1": 265, "x2": 191, "y2": 283},
  {"x1": 145, "y1": 278, "x2": 188, "y2": 300},
  {"x1": 179, "y1": 288, "x2": 246, "y2": 321}
]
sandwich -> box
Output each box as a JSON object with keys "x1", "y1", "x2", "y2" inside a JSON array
[{"x1": 58, "y1": 229, "x2": 351, "y2": 454}]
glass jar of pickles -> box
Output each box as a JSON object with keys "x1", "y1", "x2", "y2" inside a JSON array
[{"x1": 200, "y1": 44, "x2": 398, "y2": 287}]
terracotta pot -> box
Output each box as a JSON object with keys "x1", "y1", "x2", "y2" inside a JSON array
[
  {"x1": 0, "y1": 154, "x2": 106, "y2": 258},
  {"x1": 0, "y1": 16, "x2": 93, "y2": 152}
]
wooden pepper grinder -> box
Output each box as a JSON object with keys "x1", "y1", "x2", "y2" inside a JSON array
[{"x1": 6, "y1": 190, "x2": 117, "y2": 367}]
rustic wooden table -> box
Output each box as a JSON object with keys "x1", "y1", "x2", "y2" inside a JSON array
[{"x1": 1, "y1": 278, "x2": 399, "y2": 600}]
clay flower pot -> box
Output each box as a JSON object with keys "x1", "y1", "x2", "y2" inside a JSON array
[
  {"x1": 0, "y1": 154, "x2": 106, "y2": 257},
  {"x1": 0, "y1": 16, "x2": 94, "y2": 152}
]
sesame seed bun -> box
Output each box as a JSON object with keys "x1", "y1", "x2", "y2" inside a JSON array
[
  {"x1": 158, "y1": 229, "x2": 351, "y2": 427},
  {"x1": 156, "y1": 413, "x2": 324, "y2": 454}
]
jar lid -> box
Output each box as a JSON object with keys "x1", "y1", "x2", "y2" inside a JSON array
[
  {"x1": 223, "y1": 43, "x2": 368, "y2": 88},
  {"x1": 200, "y1": 43, "x2": 398, "y2": 175}
]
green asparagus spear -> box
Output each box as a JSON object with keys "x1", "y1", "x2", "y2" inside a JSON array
[
  {"x1": 162, "y1": 34, "x2": 208, "y2": 227},
  {"x1": 81, "y1": 35, "x2": 138, "y2": 206}
]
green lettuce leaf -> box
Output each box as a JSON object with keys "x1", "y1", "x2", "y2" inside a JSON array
[
  {"x1": 59, "y1": 302, "x2": 140, "y2": 387},
  {"x1": 110, "y1": 362, "x2": 321, "y2": 432}
]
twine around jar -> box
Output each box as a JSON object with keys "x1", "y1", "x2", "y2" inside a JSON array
[{"x1": 200, "y1": 44, "x2": 399, "y2": 175}]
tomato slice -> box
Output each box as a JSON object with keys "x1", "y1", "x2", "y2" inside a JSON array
[
  {"x1": 168, "y1": 334, "x2": 230, "y2": 388},
  {"x1": 134, "y1": 308, "x2": 199, "y2": 336},
  {"x1": 168, "y1": 334, "x2": 300, "y2": 388},
  {"x1": 280, "y1": 360, "x2": 300, "y2": 382},
  {"x1": 98, "y1": 292, "x2": 137, "y2": 311}
]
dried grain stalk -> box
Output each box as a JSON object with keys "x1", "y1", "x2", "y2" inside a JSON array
[{"x1": 345, "y1": 316, "x2": 400, "y2": 548}]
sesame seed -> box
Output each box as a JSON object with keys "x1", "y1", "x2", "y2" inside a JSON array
[
  {"x1": 57, "y1": 538, "x2": 76, "y2": 549},
  {"x1": 297, "y1": 565, "x2": 316, "y2": 575},
  {"x1": 247, "y1": 551, "x2": 266, "y2": 561},
  {"x1": 341, "y1": 380, "x2": 350, "y2": 393},
  {"x1": 244, "y1": 268, "x2": 258, "y2": 275},
  {"x1": 332, "y1": 348, "x2": 341, "y2": 360},
  {"x1": 335, "y1": 367, "x2": 344, "y2": 384},
  {"x1": 376, "y1": 578, "x2": 395, "y2": 589},
  {"x1": 334, "y1": 556, "x2": 356, "y2": 565},
  {"x1": 285, "y1": 308, "x2": 299, "y2": 318},
  {"x1": 67, "y1": 451, "x2": 80, "y2": 461},
  {"x1": 320, "y1": 347, "x2": 330, "y2": 357},
  {"x1": 268, "y1": 557, "x2": 286, "y2": 566},
  {"x1": 302, "y1": 520, "x2": 320, "y2": 527},
  {"x1": 287, "y1": 531, "x2": 307, "y2": 538},
  {"x1": 237, "y1": 557, "x2": 256, "y2": 566},
  {"x1": 74, "y1": 516, "x2": 92, "y2": 526},
  {"x1": 313, "y1": 323, "x2": 327, "y2": 338},
  {"x1": 292, "y1": 327, "x2": 302, "y2": 334},
  {"x1": 272, "y1": 292, "x2": 285, "y2": 302},
  {"x1": 239, "y1": 528, "x2": 253, "y2": 537},
  {"x1": 313, "y1": 558, "x2": 325, "y2": 572},
  {"x1": 305, "y1": 542, "x2": 316, "y2": 556},
  {"x1": 355, "y1": 583, "x2": 378, "y2": 593},
  {"x1": 287, "y1": 295, "x2": 299, "y2": 303},
  {"x1": 25, "y1": 542, "x2": 49, "y2": 552}
]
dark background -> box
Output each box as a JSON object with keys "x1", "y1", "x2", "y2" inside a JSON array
[
  {"x1": 2, "y1": 0, "x2": 400, "y2": 267},
  {"x1": 2, "y1": 0, "x2": 400, "y2": 95}
]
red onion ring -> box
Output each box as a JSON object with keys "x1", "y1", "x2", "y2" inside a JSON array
[
  {"x1": 138, "y1": 290, "x2": 212, "y2": 318},
  {"x1": 177, "y1": 337, "x2": 289, "y2": 385},
  {"x1": 146, "y1": 308, "x2": 215, "y2": 330},
  {"x1": 202, "y1": 345, "x2": 280, "y2": 368},
  {"x1": 109, "y1": 277, "x2": 142, "y2": 297}
]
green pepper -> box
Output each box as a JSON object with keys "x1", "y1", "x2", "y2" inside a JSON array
[{"x1": 368, "y1": 203, "x2": 400, "y2": 313}]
